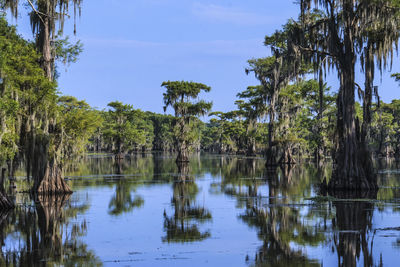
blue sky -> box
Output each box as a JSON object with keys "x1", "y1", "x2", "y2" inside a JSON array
[{"x1": 7, "y1": 0, "x2": 400, "y2": 114}]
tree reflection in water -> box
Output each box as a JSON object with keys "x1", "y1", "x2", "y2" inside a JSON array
[
  {"x1": 108, "y1": 181, "x2": 144, "y2": 216},
  {"x1": 162, "y1": 162, "x2": 212, "y2": 243},
  {"x1": 237, "y1": 163, "x2": 323, "y2": 267},
  {"x1": 0, "y1": 194, "x2": 101, "y2": 266},
  {"x1": 50, "y1": 154, "x2": 400, "y2": 265},
  {"x1": 331, "y1": 191, "x2": 378, "y2": 267},
  {"x1": 108, "y1": 158, "x2": 144, "y2": 216},
  {"x1": 216, "y1": 158, "x2": 385, "y2": 267}
]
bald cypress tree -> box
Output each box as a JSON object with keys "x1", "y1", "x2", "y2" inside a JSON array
[
  {"x1": 1, "y1": 0, "x2": 82, "y2": 194},
  {"x1": 1, "y1": 0, "x2": 82, "y2": 80},
  {"x1": 246, "y1": 28, "x2": 308, "y2": 166},
  {"x1": 162, "y1": 81, "x2": 212, "y2": 163},
  {"x1": 288, "y1": 0, "x2": 400, "y2": 190}
]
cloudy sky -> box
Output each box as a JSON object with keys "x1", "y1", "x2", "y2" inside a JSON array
[{"x1": 8, "y1": 0, "x2": 400, "y2": 114}]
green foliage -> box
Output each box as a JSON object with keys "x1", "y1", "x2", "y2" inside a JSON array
[
  {"x1": 102, "y1": 101, "x2": 153, "y2": 154},
  {"x1": 202, "y1": 78, "x2": 337, "y2": 160},
  {"x1": 58, "y1": 96, "x2": 102, "y2": 158},
  {"x1": 162, "y1": 81, "x2": 212, "y2": 117},
  {"x1": 392, "y1": 73, "x2": 400, "y2": 82},
  {"x1": 0, "y1": 16, "x2": 99, "y2": 183},
  {"x1": 162, "y1": 81, "x2": 212, "y2": 160},
  {"x1": 0, "y1": 16, "x2": 54, "y2": 164},
  {"x1": 149, "y1": 112, "x2": 175, "y2": 151},
  {"x1": 204, "y1": 116, "x2": 245, "y2": 153},
  {"x1": 54, "y1": 35, "x2": 83, "y2": 69},
  {"x1": 369, "y1": 100, "x2": 400, "y2": 156},
  {"x1": 294, "y1": 79, "x2": 336, "y2": 156}
]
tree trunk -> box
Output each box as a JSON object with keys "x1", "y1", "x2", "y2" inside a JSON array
[
  {"x1": 361, "y1": 43, "x2": 373, "y2": 146},
  {"x1": 316, "y1": 67, "x2": 325, "y2": 162},
  {"x1": 34, "y1": 159, "x2": 72, "y2": 195},
  {"x1": 279, "y1": 146, "x2": 296, "y2": 165},
  {"x1": 175, "y1": 116, "x2": 190, "y2": 163},
  {"x1": 30, "y1": 4, "x2": 72, "y2": 195},
  {"x1": 177, "y1": 162, "x2": 190, "y2": 180},
  {"x1": 328, "y1": 9, "x2": 377, "y2": 191},
  {"x1": 39, "y1": 9, "x2": 53, "y2": 81},
  {"x1": 247, "y1": 139, "x2": 257, "y2": 157},
  {"x1": 30, "y1": 127, "x2": 71, "y2": 195},
  {"x1": 329, "y1": 68, "x2": 376, "y2": 190},
  {"x1": 266, "y1": 101, "x2": 278, "y2": 166},
  {"x1": 176, "y1": 145, "x2": 189, "y2": 163}
]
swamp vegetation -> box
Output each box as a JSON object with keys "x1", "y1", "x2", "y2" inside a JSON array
[
  {"x1": 2, "y1": 0, "x2": 400, "y2": 196},
  {"x1": 1, "y1": 0, "x2": 400, "y2": 265}
]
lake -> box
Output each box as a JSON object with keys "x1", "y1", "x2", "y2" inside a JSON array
[{"x1": 2, "y1": 153, "x2": 400, "y2": 266}]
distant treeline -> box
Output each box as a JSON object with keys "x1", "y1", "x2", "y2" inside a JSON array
[
  {"x1": 89, "y1": 93, "x2": 400, "y2": 160},
  {"x1": 3, "y1": 0, "x2": 400, "y2": 199}
]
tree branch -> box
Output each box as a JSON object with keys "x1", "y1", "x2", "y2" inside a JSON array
[
  {"x1": 297, "y1": 45, "x2": 337, "y2": 60},
  {"x1": 26, "y1": 0, "x2": 45, "y2": 24},
  {"x1": 26, "y1": 0, "x2": 57, "y2": 22}
]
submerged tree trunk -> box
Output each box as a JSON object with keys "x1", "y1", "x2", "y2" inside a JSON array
[
  {"x1": 177, "y1": 162, "x2": 190, "y2": 181},
  {"x1": 176, "y1": 130, "x2": 190, "y2": 163},
  {"x1": 30, "y1": 5, "x2": 71, "y2": 195},
  {"x1": 175, "y1": 117, "x2": 190, "y2": 163},
  {"x1": 31, "y1": 133, "x2": 71, "y2": 195},
  {"x1": 279, "y1": 146, "x2": 296, "y2": 165},
  {"x1": 176, "y1": 145, "x2": 189, "y2": 163},
  {"x1": 328, "y1": 9, "x2": 377, "y2": 191},
  {"x1": 34, "y1": 160, "x2": 72, "y2": 194},
  {"x1": 329, "y1": 68, "x2": 376, "y2": 190}
]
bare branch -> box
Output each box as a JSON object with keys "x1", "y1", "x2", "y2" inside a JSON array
[
  {"x1": 26, "y1": 0, "x2": 45, "y2": 23},
  {"x1": 26, "y1": 0, "x2": 56, "y2": 22}
]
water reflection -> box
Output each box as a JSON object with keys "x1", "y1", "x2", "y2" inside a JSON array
[
  {"x1": 65, "y1": 155, "x2": 400, "y2": 265},
  {"x1": 217, "y1": 159, "x2": 397, "y2": 267},
  {"x1": 4, "y1": 154, "x2": 400, "y2": 265},
  {"x1": 221, "y1": 164, "x2": 324, "y2": 266},
  {"x1": 0, "y1": 194, "x2": 101, "y2": 266},
  {"x1": 331, "y1": 192, "x2": 377, "y2": 267},
  {"x1": 162, "y1": 162, "x2": 212, "y2": 243},
  {"x1": 108, "y1": 180, "x2": 144, "y2": 216}
]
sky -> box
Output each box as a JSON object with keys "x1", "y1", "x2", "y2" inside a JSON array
[{"x1": 6, "y1": 0, "x2": 400, "y2": 114}]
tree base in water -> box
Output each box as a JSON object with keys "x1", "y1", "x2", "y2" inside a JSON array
[
  {"x1": 327, "y1": 141, "x2": 378, "y2": 191},
  {"x1": 327, "y1": 160, "x2": 378, "y2": 191},
  {"x1": 321, "y1": 175, "x2": 378, "y2": 194},
  {"x1": 34, "y1": 163, "x2": 72, "y2": 195},
  {"x1": 278, "y1": 148, "x2": 296, "y2": 165},
  {"x1": 327, "y1": 178, "x2": 378, "y2": 191}
]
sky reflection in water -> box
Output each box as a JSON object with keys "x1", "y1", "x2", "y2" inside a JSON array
[{"x1": 2, "y1": 154, "x2": 400, "y2": 266}]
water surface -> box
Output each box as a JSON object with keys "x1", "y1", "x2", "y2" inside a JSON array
[{"x1": 2, "y1": 154, "x2": 400, "y2": 266}]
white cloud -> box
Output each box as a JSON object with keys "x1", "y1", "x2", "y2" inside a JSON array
[{"x1": 192, "y1": 3, "x2": 274, "y2": 26}]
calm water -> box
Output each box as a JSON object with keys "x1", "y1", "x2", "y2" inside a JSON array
[{"x1": 2, "y1": 153, "x2": 400, "y2": 266}]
